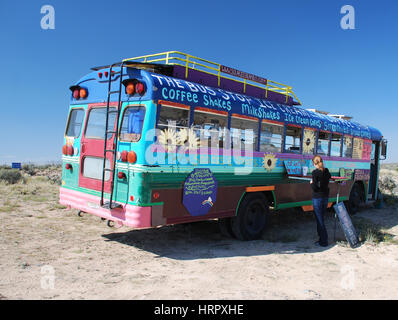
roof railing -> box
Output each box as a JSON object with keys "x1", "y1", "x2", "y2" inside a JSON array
[{"x1": 122, "y1": 51, "x2": 301, "y2": 105}]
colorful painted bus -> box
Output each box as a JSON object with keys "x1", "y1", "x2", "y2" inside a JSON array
[{"x1": 60, "y1": 51, "x2": 387, "y2": 240}]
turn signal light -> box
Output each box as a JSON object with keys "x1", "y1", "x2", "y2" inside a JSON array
[
  {"x1": 62, "y1": 145, "x2": 67, "y2": 155},
  {"x1": 127, "y1": 151, "x2": 137, "y2": 163},
  {"x1": 79, "y1": 88, "x2": 87, "y2": 99},
  {"x1": 70, "y1": 86, "x2": 88, "y2": 100},
  {"x1": 125, "y1": 83, "x2": 135, "y2": 95}
]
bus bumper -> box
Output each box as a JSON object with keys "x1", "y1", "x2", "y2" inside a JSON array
[{"x1": 59, "y1": 187, "x2": 152, "y2": 228}]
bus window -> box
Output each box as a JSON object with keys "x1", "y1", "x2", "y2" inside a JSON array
[
  {"x1": 330, "y1": 133, "x2": 342, "y2": 157},
  {"x1": 352, "y1": 137, "x2": 364, "y2": 159},
  {"x1": 317, "y1": 131, "x2": 330, "y2": 155},
  {"x1": 230, "y1": 116, "x2": 259, "y2": 151},
  {"x1": 193, "y1": 109, "x2": 228, "y2": 148},
  {"x1": 284, "y1": 125, "x2": 302, "y2": 153},
  {"x1": 157, "y1": 104, "x2": 190, "y2": 146},
  {"x1": 343, "y1": 136, "x2": 353, "y2": 158},
  {"x1": 302, "y1": 128, "x2": 316, "y2": 155},
  {"x1": 371, "y1": 143, "x2": 376, "y2": 160},
  {"x1": 66, "y1": 108, "x2": 84, "y2": 138},
  {"x1": 120, "y1": 106, "x2": 146, "y2": 142},
  {"x1": 85, "y1": 107, "x2": 117, "y2": 139},
  {"x1": 260, "y1": 121, "x2": 283, "y2": 153}
]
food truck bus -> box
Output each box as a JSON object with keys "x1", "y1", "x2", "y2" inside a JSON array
[{"x1": 60, "y1": 51, "x2": 387, "y2": 240}]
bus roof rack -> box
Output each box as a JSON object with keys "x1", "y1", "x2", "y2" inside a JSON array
[
  {"x1": 306, "y1": 108, "x2": 353, "y2": 121},
  {"x1": 93, "y1": 51, "x2": 302, "y2": 106}
]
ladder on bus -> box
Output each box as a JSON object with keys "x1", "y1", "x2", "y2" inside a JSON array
[{"x1": 100, "y1": 62, "x2": 125, "y2": 209}]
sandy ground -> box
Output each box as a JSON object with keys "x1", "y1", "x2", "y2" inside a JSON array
[{"x1": 0, "y1": 172, "x2": 398, "y2": 300}]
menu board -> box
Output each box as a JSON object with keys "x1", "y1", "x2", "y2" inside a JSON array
[
  {"x1": 183, "y1": 168, "x2": 218, "y2": 216},
  {"x1": 352, "y1": 138, "x2": 364, "y2": 159},
  {"x1": 284, "y1": 160, "x2": 302, "y2": 175},
  {"x1": 333, "y1": 202, "x2": 360, "y2": 248},
  {"x1": 362, "y1": 139, "x2": 372, "y2": 160},
  {"x1": 354, "y1": 169, "x2": 370, "y2": 181}
]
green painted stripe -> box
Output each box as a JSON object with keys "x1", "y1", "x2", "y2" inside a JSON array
[{"x1": 275, "y1": 197, "x2": 348, "y2": 210}]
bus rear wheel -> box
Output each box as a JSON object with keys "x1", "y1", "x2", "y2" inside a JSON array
[{"x1": 231, "y1": 193, "x2": 269, "y2": 241}]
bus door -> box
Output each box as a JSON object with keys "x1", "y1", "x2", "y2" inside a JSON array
[
  {"x1": 79, "y1": 104, "x2": 118, "y2": 194},
  {"x1": 368, "y1": 141, "x2": 380, "y2": 200}
]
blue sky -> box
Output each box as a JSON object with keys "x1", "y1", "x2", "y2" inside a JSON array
[{"x1": 0, "y1": 0, "x2": 397, "y2": 164}]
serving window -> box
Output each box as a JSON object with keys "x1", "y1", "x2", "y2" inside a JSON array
[
  {"x1": 260, "y1": 121, "x2": 283, "y2": 153},
  {"x1": 330, "y1": 133, "x2": 342, "y2": 157},
  {"x1": 317, "y1": 131, "x2": 330, "y2": 155},
  {"x1": 230, "y1": 115, "x2": 259, "y2": 150},
  {"x1": 156, "y1": 104, "x2": 190, "y2": 147},
  {"x1": 284, "y1": 125, "x2": 302, "y2": 154},
  {"x1": 193, "y1": 109, "x2": 228, "y2": 148}
]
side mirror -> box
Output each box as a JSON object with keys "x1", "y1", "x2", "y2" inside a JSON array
[{"x1": 380, "y1": 139, "x2": 387, "y2": 160}]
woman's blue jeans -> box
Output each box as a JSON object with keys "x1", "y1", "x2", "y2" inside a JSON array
[{"x1": 312, "y1": 197, "x2": 329, "y2": 246}]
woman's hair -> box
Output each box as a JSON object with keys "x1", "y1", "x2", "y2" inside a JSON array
[{"x1": 312, "y1": 155, "x2": 323, "y2": 165}]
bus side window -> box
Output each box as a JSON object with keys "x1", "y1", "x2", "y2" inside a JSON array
[
  {"x1": 120, "y1": 106, "x2": 146, "y2": 142},
  {"x1": 260, "y1": 121, "x2": 283, "y2": 153},
  {"x1": 157, "y1": 104, "x2": 190, "y2": 146},
  {"x1": 193, "y1": 110, "x2": 228, "y2": 148},
  {"x1": 317, "y1": 131, "x2": 330, "y2": 155},
  {"x1": 230, "y1": 116, "x2": 259, "y2": 151},
  {"x1": 66, "y1": 108, "x2": 85, "y2": 138},
  {"x1": 343, "y1": 136, "x2": 353, "y2": 158},
  {"x1": 284, "y1": 125, "x2": 302, "y2": 154},
  {"x1": 330, "y1": 133, "x2": 342, "y2": 157}
]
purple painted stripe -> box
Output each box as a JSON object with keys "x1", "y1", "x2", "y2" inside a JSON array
[{"x1": 149, "y1": 144, "x2": 370, "y2": 163}]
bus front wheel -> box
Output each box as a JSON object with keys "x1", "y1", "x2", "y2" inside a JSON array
[
  {"x1": 346, "y1": 183, "x2": 362, "y2": 215},
  {"x1": 231, "y1": 193, "x2": 269, "y2": 241}
]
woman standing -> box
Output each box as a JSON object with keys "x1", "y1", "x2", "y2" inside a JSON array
[{"x1": 310, "y1": 155, "x2": 331, "y2": 247}]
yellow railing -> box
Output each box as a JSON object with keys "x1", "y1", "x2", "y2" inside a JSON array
[{"x1": 123, "y1": 51, "x2": 301, "y2": 105}]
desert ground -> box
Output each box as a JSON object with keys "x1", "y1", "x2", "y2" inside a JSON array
[{"x1": 0, "y1": 164, "x2": 397, "y2": 300}]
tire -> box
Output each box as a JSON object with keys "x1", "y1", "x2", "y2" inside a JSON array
[
  {"x1": 346, "y1": 183, "x2": 362, "y2": 215},
  {"x1": 231, "y1": 193, "x2": 269, "y2": 241},
  {"x1": 218, "y1": 217, "x2": 235, "y2": 238}
]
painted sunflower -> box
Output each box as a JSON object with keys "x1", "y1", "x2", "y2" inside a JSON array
[
  {"x1": 158, "y1": 128, "x2": 177, "y2": 151},
  {"x1": 344, "y1": 136, "x2": 352, "y2": 148},
  {"x1": 262, "y1": 153, "x2": 277, "y2": 172},
  {"x1": 303, "y1": 129, "x2": 315, "y2": 154},
  {"x1": 177, "y1": 128, "x2": 199, "y2": 150}
]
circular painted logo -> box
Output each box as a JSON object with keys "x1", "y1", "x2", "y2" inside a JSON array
[{"x1": 183, "y1": 168, "x2": 217, "y2": 216}]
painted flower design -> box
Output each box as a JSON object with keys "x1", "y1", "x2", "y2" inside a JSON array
[
  {"x1": 344, "y1": 136, "x2": 352, "y2": 148},
  {"x1": 177, "y1": 128, "x2": 199, "y2": 150},
  {"x1": 303, "y1": 129, "x2": 315, "y2": 154},
  {"x1": 158, "y1": 128, "x2": 177, "y2": 151},
  {"x1": 262, "y1": 153, "x2": 277, "y2": 172}
]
